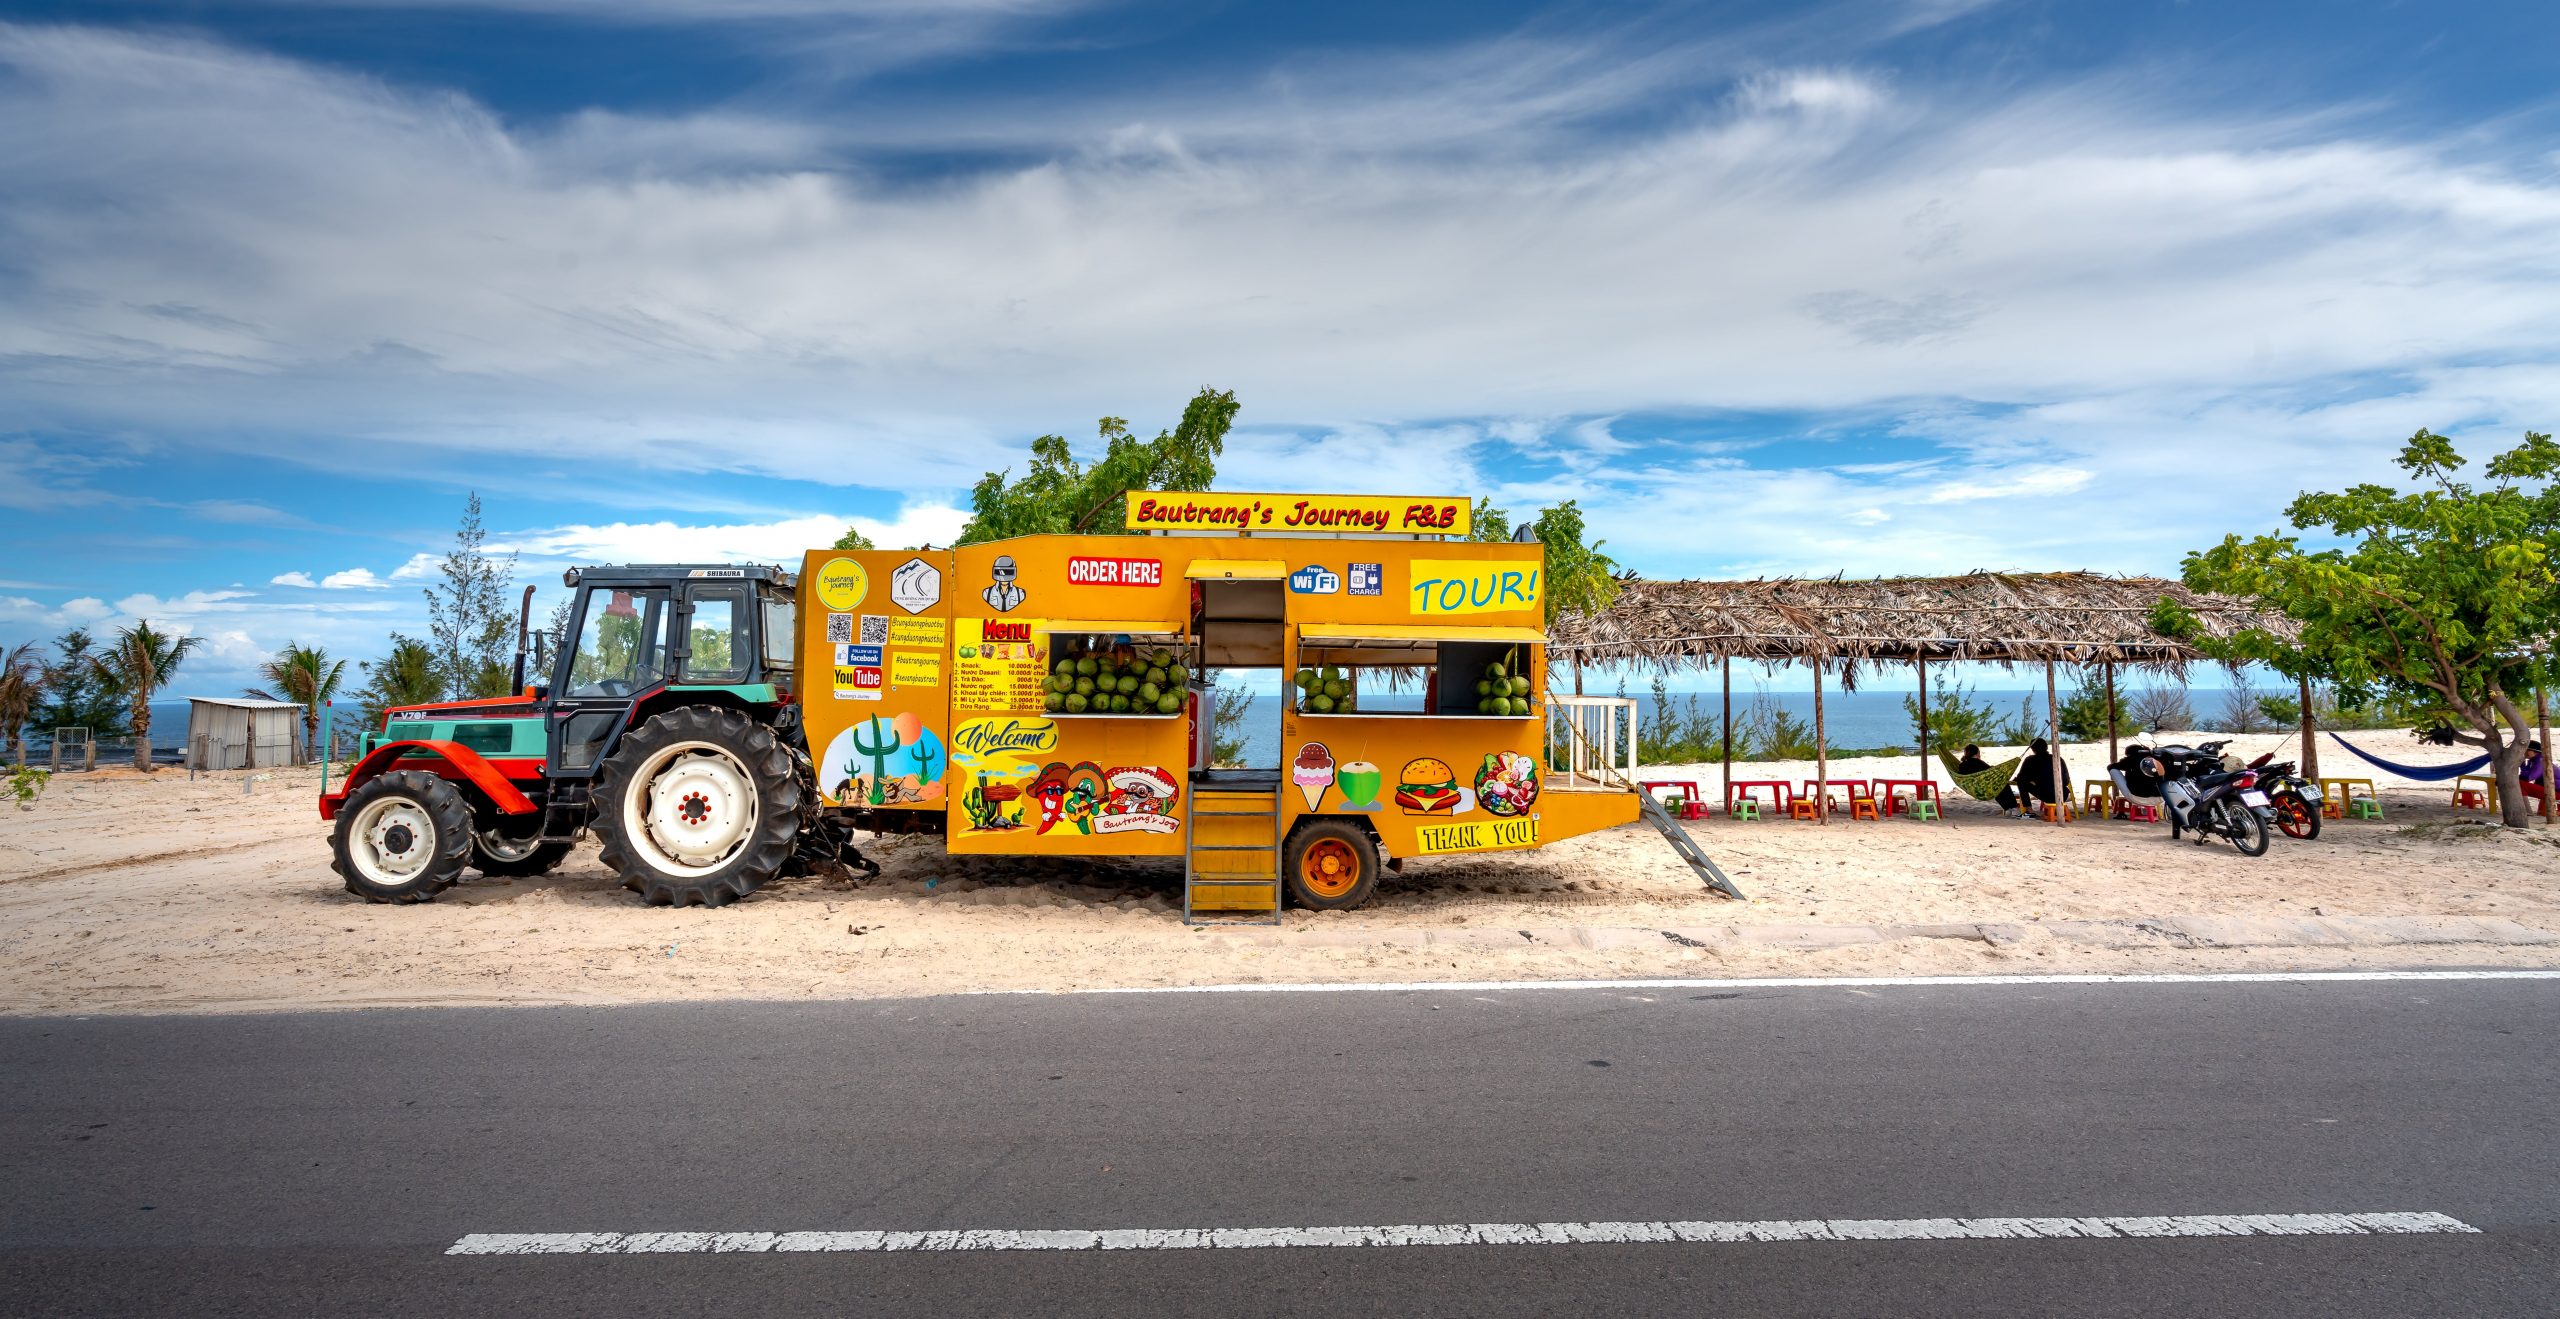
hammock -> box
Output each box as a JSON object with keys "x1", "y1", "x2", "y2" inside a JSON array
[
  {"x1": 1936, "y1": 750, "x2": 2022, "y2": 803},
  {"x1": 2325, "y1": 733, "x2": 2490, "y2": 782}
]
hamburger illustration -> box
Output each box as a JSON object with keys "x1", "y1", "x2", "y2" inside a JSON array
[{"x1": 1395, "y1": 756, "x2": 1463, "y2": 815}]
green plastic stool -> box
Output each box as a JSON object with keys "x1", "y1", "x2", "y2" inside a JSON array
[
  {"x1": 2348, "y1": 798, "x2": 2383, "y2": 820},
  {"x1": 1730, "y1": 800, "x2": 1763, "y2": 821},
  {"x1": 1908, "y1": 799, "x2": 1940, "y2": 821}
]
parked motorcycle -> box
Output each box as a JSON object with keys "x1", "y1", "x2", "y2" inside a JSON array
[
  {"x1": 2247, "y1": 752, "x2": 2323, "y2": 840},
  {"x1": 2109, "y1": 738, "x2": 2277, "y2": 856}
]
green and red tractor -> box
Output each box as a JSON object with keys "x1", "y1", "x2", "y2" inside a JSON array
[{"x1": 320, "y1": 564, "x2": 862, "y2": 907}]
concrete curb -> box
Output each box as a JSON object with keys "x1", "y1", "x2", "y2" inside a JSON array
[{"x1": 1249, "y1": 915, "x2": 2560, "y2": 955}]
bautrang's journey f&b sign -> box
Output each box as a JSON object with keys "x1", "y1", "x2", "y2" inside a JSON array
[{"x1": 1124, "y1": 491, "x2": 1471, "y2": 536}]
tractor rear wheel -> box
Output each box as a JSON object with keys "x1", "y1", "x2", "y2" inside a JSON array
[
  {"x1": 592, "y1": 705, "x2": 800, "y2": 907},
  {"x1": 333, "y1": 770, "x2": 473, "y2": 903}
]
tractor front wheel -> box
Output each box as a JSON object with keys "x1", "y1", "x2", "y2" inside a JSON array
[
  {"x1": 593, "y1": 705, "x2": 801, "y2": 907},
  {"x1": 333, "y1": 770, "x2": 473, "y2": 903}
]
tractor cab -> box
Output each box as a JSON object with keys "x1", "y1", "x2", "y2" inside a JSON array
[{"x1": 544, "y1": 564, "x2": 798, "y2": 778}]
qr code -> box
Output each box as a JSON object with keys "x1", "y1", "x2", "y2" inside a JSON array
[
  {"x1": 825, "y1": 614, "x2": 853, "y2": 644},
  {"x1": 859, "y1": 615, "x2": 889, "y2": 645}
]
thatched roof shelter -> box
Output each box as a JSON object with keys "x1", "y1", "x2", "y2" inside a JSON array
[{"x1": 1550, "y1": 571, "x2": 2292, "y2": 680}]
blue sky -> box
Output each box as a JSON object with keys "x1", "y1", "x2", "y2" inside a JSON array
[{"x1": 3, "y1": 0, "x2": 2557, "y2": 698}]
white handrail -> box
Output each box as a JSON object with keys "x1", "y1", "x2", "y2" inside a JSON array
[{"x1": 1546, "y1": 694, "x2": 1637, "y2": 788}]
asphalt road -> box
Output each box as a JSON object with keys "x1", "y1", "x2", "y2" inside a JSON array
[{"x1": 5, "y1": 976, "x2": 2557, "y2": 1317}]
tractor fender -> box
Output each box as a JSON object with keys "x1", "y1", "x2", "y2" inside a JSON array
[{"x1": 320, "y1": 740, "x2": 539, "y2": 821}]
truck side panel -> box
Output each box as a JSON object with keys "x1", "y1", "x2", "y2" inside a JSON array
[{"x1": 798, "y1": 548, "x2": 956, "y2": 812}]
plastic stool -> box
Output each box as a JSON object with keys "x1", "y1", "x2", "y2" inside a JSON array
[
  {"x1": 1730, "y1": 799, "x2": 1762, "y2": 821},
  {"x1": 1789, "y1": 797, "x2": 1819, "y2": 821},
  {"x1": 2348, "y1": 798, "x2": 2383, "y2": 820},
  {"x1": 1908, "y1": 799, "x2": 1939, "y2": 821},
  {"x1": 2123, "y1": 802, "x2": 2161, "y2": 823},
  {"x1": 1851, "y1": 798, "x2": 1880, "y2": 821},
  {"x1": 2454, "y1": 789, "x2": 2486, "y2": 810},
  {"x1": 2038, "y1": 803, "x2": 2075, "y2": 823}
]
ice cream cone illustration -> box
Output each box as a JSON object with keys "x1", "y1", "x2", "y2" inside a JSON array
[{"x1": 1292, "y1": 741, "x2": 1336, "y2": 811}]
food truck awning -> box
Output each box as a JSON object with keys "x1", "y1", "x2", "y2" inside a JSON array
[
  {"x1": 1046, "y1": 619, "x2": 1186, "y2": 637},
  {"x1": 1297, "y1": 623, "x2": 1547, "y2": 646},
  {"x1": 1184, "y1": 560, "x2": 1288, "y2": 581}
]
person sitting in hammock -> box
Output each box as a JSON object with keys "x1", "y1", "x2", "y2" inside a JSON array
[
  {"x1": 1954, "y1": 744, "x2": 1992, "y2": 776},
  {"x1": 1997, "y1": 738, "x2": 2070, "y2": 815}
]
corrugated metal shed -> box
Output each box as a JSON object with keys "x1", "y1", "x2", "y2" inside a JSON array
[{"x1": 187, "y1": 698, "x2": 304, "y2": 770}]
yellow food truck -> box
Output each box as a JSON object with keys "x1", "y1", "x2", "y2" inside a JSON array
[
  {"x1": 325, "y1": 489, "x2": 1734, "y2": 920},
  {"x1": 800, "y1": 490, "x2": 1654, "y2": 918}
]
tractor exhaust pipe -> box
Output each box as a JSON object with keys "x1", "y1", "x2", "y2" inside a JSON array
[{"x1": 511, "y1": 584, "x2": 536, "y2": 693}]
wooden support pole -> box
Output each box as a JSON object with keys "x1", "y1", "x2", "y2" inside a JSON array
[
  {"x1": 1917, "y1": 657, "x2": 1932, "y2": 796},
  {"x1": 2046, "y1": 658, "x2": 2063, "y2": 825},
  {"x1": 2540, "y1": 688, "x2": 2552, "y2": 825},
  {"x1": 1814, "y1": 656, "x2": 1829, "y2": 825},
  {"x1": 1721, "y1": 655, "x2": 1734, "y2": 811},
  {"x1": 2300, "y1": 673, "x2": 2320, "y2": 784},
  {"x1": 2104, "y1": 661, "x2": 2120, "y2": 769}
]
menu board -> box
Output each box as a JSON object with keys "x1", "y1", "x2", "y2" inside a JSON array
[{"x1": 953, "y1": 617, "x2": 1048, "y2": 714}]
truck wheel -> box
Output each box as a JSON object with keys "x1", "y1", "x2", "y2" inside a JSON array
[
  {"x1": 593, "y1": 705, "x2": 800, "y2": 907},
  {"x1": 1284, "y1": 819, "x2": 1379, "y2": 911},
  {"x1": 333, "y1": 770, "x2": 472, "y2": 903},
  {"x1": 472, "y1": 825, "x2": 573, "y2": 877}
]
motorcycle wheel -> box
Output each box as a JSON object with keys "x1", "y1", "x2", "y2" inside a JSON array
[
  {"x1": 2272, "y1": 790, "x2": 2322, "y2": 840},
  {"x1": 2222, "y1": 803, "x2": 2270, "y2": 857}
]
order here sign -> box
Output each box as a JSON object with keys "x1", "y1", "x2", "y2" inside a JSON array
[{"x1": 1066, "y1": 556, "x2": 1164, "y2": 587}]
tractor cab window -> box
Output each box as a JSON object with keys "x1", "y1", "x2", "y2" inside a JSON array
[
  {"x1": 761, "y1": 592, "x2": 795, "y2": 670},
  {"x1": 683, "y1": 588, "x2": 746, "y2": 682},
  {"x1": 565, "y1": 587, "x2": 671, "y2": 698}
]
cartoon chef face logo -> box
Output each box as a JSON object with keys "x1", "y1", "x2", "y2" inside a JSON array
[{"x1": 983, "y1": 554, "x2": 1027, "y2": 612}]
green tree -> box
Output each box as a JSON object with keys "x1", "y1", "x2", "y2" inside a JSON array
[
  {"x1": 34, "y1": 628, "x2": 126, "y2": 738},
  {"x1": 0, "y1": 642, "x2": 42, "y2": 764},
  {"x1": 357, "y1": 635, "x2": 444, "y2": 724},
  {"x1": 1906, "y1": 679, "x2": 2002, "y2": 751},
  {"x1": 2182, "y1": 428, "x2": 2560, "y2": 827},
  {"x1": 91, "y1": 621, "x2": 199, "y2": 771},
  {"x1": 1515, "y1": 499, "x2": 1621, "y2": 695},
  {"x1": 1209, "y1": 679, "x2": 1255, "y2": 767},
  {"x1": 832, "y1": 527, "x2": 877, "y2": 551},
  {"x1": 245, "y1": 641, "x2": 348, "y2": 760},
  {"x1": 423, "y1": 492, "x2": 520, "y2": 700},
  {"x1": 957, "y1": 388, "x2": 1238, "y2": 544},
  {"x1": 1466, "y1": 498, "x2": 1512, "y2": 542},
  {"x1": 2058, "y1": 668, "x2": 2137, "y2": 741}
]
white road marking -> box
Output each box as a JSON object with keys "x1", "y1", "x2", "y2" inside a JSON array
[
  {"x1": 981, "y1": 969, "x2": 2560, "y2": 997},
  {"x1": 449, "y1": 1211, "x2": 2477, "y2": 1255}
]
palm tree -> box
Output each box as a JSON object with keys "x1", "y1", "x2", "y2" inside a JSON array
[
  {"x1": 358, "y1": 635, "x2": 444, "y2": 724},
  {"x1": 246, "y1": 642, "x2": 348, "y2": 764},
  {"x1": 91, "y1": 621, "x2": 201, "y2": 772},
  {"x1": 0, "y1": 642, "x2": 43, "y2": 765}
]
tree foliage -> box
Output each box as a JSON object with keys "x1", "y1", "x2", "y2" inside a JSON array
[
  {"x1": 956, "y1": 388, "x2": 1238, "y2": 544},
  {"x1": 2183, "y1": 428, "x2": 2560, "y2": 826},
  {"x1": 35, "y1": 629, "x2": 126, "y2": 738},
  {"x1": 91, "y1": 621, "x2": 199, "y2": 771},
  {"x1": 832, "y1": 527, "x2": 877, "y2": 551},
  {"x1": 423, "y1": 493, "x2": 520, "y2": 701},
  {"x1": 246, "y1": 641, "x2": 348, "y2": 758},
  {"x1": 357, "y1": 635, "x2": 444, "y2": 724},
  {"x1": 0, "y1": 642, "x2": 42, "y2": 764}
]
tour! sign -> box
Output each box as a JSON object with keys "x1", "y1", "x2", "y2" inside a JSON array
[{"x1": 1125, "y1": 491, "x2": 1471, "y2": 536}]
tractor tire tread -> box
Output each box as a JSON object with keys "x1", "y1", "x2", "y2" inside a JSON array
[
  {"x1": 592, "y1": 704, "x2": 800, "y2": 908},
  {"x1": 331, "y1": 770, "x2": 473, "y2": 904}
]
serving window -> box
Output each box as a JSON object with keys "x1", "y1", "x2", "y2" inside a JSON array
[
  {"x1": 1040, "y1": 623, "x2": 1193, "y2": 718},
  {"x1": 1294, "y1": 624, "x2": 1543, "y2": 719}
]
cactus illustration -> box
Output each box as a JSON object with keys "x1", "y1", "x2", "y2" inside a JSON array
[
  {"x1": 963, "y1": 784, "x2": 987, "y2": 826},
  {"x1": 850, "y1": 716, "x2": 903, "y2": 806},
  {"x1": 912, "y1": 737, "x2": 943, "y2": 785}
]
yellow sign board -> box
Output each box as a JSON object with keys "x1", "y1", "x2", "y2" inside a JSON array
[
  {"x1": 1409, "y1": 560, "x2": 1542, "y2": 616},
  {"x1": 1125, "y1": 491, "x2": 1470, "y2": 537},
  {"x1": 1411, "y1": 816, "x2": 1541, "y2": 855},
  {"x1": 891, "y1": 652, "x2": 942, "y2": 689},
  {"x1": 889, "y1": 617, "x2": 946, "y2": 648},
  {"x1": 814, "y1": 558, "x2": 869, "y2": 610}
]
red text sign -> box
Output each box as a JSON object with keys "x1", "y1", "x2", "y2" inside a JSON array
[{"x1": 1066, "y1": 556, "x2": 1165, "y2": 587}]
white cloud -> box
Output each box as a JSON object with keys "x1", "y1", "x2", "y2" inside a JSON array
[
  {"x1": 269, "y1": 571, "x2": 318, "y2": 588},
  {"x1": 388, "y1": 553, "x2": 442, "y2": 581},
  {"x1": 320, "y1": 568, "x2": 388, "y2": 589},
  {"x1": 499, "y1": 506, "x2": 970, "y2": 567}
]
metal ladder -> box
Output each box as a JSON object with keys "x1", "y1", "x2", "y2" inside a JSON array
[
  {"x1": 1636, "y1": 789, "x2": 1746, "y2": 901},
  {"x1": 1184, "y1": 785, "x2": 1284, "y2": 925}
]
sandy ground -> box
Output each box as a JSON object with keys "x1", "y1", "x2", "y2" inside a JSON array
[{"x1": 1, "y1": 729, "x2": 2550, "y2": 1015}]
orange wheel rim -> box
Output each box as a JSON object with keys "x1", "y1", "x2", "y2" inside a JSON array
[{"x1": 1300, "y1": 839, "x2": 1361, "y2": 899}]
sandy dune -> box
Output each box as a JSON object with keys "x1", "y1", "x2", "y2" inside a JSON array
[{"x1": 1, "y1": 728, "x2": 2551, "y2": 1015}]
